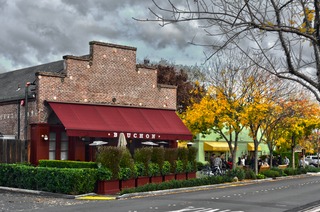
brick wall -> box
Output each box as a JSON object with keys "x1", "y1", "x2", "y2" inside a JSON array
[
  {"x1": 0, "y1": 101, "x2": 37, "y2": 140},
  {"x1": 37, "y1": 41, "x2": 177, "y2": 123},
  {"x1": 0, "y1": 41, "x2": 178, "y2": 139}
]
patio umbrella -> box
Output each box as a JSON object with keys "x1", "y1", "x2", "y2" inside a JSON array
[
  {"x1": 141, "y1": 141, "x2": 159, "y2": 146},
  {"x1": 158, "y1": 141, "x2": 168, "y2": 144},
  {"x1": 89, "y1": 141, "x2": 108, "y2": 146},
  {"x1": 117, "y1": 133, "x2": 127, "y2": 147}
]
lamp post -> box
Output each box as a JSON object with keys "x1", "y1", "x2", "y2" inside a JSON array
[{"x1": 24, "y1": 82, "x2": 35, "y2": 147}]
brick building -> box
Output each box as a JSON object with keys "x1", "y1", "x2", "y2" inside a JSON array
[{"x1": 0, "y1": 41, "x2": 192, "y2": 164}]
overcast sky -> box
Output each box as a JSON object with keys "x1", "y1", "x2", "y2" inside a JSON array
[{"x1": 0, "y1": 0, "x2": 207, "y2": 73}]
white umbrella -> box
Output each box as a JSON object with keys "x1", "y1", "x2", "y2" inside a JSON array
[
  {"x1": 141, "y1": 141, "x2": 158, "y2": 146},
  {"x1": 89, "y1": 141, "x2": 108, "y2": 146},
  {"x1": 158, "y1": 141, "x2": 168, "y2": 144},
  {"x1": 117, "y1": 133, "x2": 127, "y2": 147}
]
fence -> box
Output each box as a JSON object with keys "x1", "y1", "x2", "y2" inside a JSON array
[{"x1": 0, "y1": 138, "x2": 27, "y2": 163}]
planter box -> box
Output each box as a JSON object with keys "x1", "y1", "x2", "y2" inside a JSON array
[
  {"x1": 163, "y1": 173, "x2": 175, "y2": 182},
  {"x1": 120, "y1": 178, "x2": 136, "y2": 190},
  {"x1": 186, "y1": 172, "x2": 197, "y2": 180},
  {"x1": 150, "y1": 176, "x2": 163, "y2": 184},
  {"x1": 135, "y1": 176, "x2": 150, "y2": 187},
  {"x1": 96, "y1": 180, "x2": 120, "y2": 195},
  {"x1": 175, "y1": 173, "x2": 187, "y2": 180}
]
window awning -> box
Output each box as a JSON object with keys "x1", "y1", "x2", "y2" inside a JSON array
[
  {"x1": 48, "y1": 102, "x2": 192, "y2": 140},
  {"x1": 204, "y1": 142, "x2": 231, "y2": 152},
  {"x1": 247, "y1": 143, "x2": 261, "y2": 151}
]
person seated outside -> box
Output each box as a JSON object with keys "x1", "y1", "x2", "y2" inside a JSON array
[
  {"x1": 261, "y1": 161, "x2": 269, "y2": 167},
  {"x1": 284, "y1": 156, "x2": 290, "y2": 166}
]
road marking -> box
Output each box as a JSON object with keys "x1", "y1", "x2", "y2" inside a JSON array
[
  {"x1": 76, "y1": 195, "x2": 116, "y2": 200},
  {"x1": 165, "y1": 206, "x2": 244, "y2": 212}
]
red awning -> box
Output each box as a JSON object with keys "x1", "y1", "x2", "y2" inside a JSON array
[{"x1": 48, "y1": 102, "x2": 192, "y2": 140}]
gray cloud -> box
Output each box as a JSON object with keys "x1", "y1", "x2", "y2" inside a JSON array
[{"x1": 0, "y1": 0, "x2": 206, "y2": 73}]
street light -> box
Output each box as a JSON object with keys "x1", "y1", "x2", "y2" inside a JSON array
[{"x1": 24, "y1": 82, "x2": 36, "y2": 145}]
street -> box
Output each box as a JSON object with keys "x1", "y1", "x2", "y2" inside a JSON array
[{"x1": 1, "y1": 174, "x2": 320, "y2": 212}]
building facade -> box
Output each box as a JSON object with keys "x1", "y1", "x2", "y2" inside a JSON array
[
  {"x1": 179, "y1": 128, "x2": 269, "y2": 164},
  {"x1": 0, "y1": 41, "x2": 192, "y2": 164}
]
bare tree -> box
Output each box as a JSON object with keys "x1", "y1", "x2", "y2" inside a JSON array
[{"x1": 136, "y1": 0, "x2": 320, "y2": 101}]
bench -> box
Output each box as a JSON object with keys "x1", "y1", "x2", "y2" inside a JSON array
[
  {"x1": 278, "y1": 165, "x2": 288, "y2": 169},
  {"x1": 259, "y1": 166, "x2": 270, "y2": 173}
]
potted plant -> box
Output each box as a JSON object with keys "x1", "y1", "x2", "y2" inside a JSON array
[
  {"x1": 186, "y1": 161, "x2": 197, "y2": 179},
  {"x1": 175, "y1": 160, "x2": 186, "y2": 180},
  {"x1": 119, "y1": 167, "x2": 135, "y2": 190},
  {"x1": 95, "y1": 147, "x2": 123, "y2": 194},
  {"x1": 118, "y1": 148, "x2": 136, "y2": 190},
  {"x1": 134, "y1": 148, "x2": 152, "y2": 187},
  {"x1": 162, "y1": 161, "x2": 175, "y2": 182},
  {"x1": 134, "y1": 162, "x2": 150, "y2": 187},
  {"x1": 148, "y1": 162, "x2": 162, "y2": 184},
  {"x1": 95, "y1": 167, "x2": 119, "y2": 195},
  {"x1": 186, "y1": 146, "x2": 197, "y2": 179}
]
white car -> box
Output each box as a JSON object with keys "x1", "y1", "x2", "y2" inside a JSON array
[{"x1": 305, "y1": 155, "x2": 320, "y2": 166}]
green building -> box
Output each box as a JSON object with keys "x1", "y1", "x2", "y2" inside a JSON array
[{"x1": 191, "y1": 128, "x2": 270, "y2": 164}]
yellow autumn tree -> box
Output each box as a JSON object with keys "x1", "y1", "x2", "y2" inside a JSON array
[
  {"x1": 275, "y1": 98, "x2": 320, "y2": 168},
  {"x1": 183, "y1": 67, "x2": 257, "y2": 169}
]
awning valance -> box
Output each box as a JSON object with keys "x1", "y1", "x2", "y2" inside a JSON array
[
  {"x1": 247, "y1": 143, "x2": 261, "y2": 151},
  {"x1": 48, "y1": 102, "x2": 192, "y2": 140},
  {"x1": 204, "y1": 142, "x2": 231, "y2": 152}
]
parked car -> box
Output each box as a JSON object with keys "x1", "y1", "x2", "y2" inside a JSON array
[{"x1": 305, "y1": 155, "x2": 320, "y2": 166}]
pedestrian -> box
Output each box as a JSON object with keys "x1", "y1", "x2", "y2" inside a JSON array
[
  {"x1": 277, "y1": 155, "x2": 282, "y2": 165},
  {"x1": 210, "y1": 153, "x2": 216, "y2": 170},
  {"x1": 240, "y1": 156, "x2": 246, "y2": 166},
  {"x1": 211, "y1": 154, "x2": 223, "y2": 175},
  {"x1": 284, "y1": 156, "x2": 290, "y2": 166}
]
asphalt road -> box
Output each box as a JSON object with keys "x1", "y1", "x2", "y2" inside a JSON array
[{"x1": 1, "y1": 174, "x2": 320, "y2": 212}]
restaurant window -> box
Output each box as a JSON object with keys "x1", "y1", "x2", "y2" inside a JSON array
[
  {"x1": 60, "y1": 131, "x2": 68, "y2": 160},
  {"x1": 49, "y1": 132, "x2": 56, "y2": 160}
]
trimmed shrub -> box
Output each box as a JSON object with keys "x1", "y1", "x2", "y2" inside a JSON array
[
  {"x1": 175, "y1": 160, "x2": 184, "y2": 173},
  {"x1": 260, "y1": 169, "x2": 280, "y2": 178},
  {"x1": 196, "y1": 161, "x2": 208, "y2": 171},
  {"x1": 120, "y1": 175, "x2": 231, "y2": 195},
  {"x1": 256, "y1": 173, "x2": 266, "y2": 179},
  {"x1": 148, "y1": 162, "x2": 161, "y2": 177},
  {"x1": 244, "y1": 169, "x2": 257, "y2": 179},
  {"x1": 0, "y1": 164, "x2": 97, "y2": 195},
  {"x1": 134, "y1": 147, "x2": 152, "y2": 175},
  {"x1": 134, "y1": 162, "x2": 146, "y2": 177},
  {"x1": 226, "y1": 167, "x2": 245, "y2": 181},
  {"x1": 188, "y1": 147, "x2": 198, "y2": 171},
  {"x1": 96, "y1": 146, "x2": 123, "y2": 180},
  {"x1": 284, "y1": 168, "x2": 298, "y2": 176},
  {"x1": 164, "y1": 148, "x2": 178, "y2": 173},
  {"x1": 119, "y1": 167, "x2": 133, "y2": 180},
  {"x1": 119, "y1": 148, "x2": 135, "y2": 179},
  {"x1": 177, "y1": 148, "x2": 188, "y2": 171},
  {"x1": 38, "y1": 160, "x2": 98, "y2": 169},
  {"x1": 161, "y1": 161, "x2": 171, "y2": 175},
  {"x1": 96, "y1": 167, "x2": 112, "y2": 181},
  {"x1": 151, "y1": 147, "x2": 165, "y2": 173},
  {"x1": 270, "y1": 167, "x2": 284, "y2": 176}
]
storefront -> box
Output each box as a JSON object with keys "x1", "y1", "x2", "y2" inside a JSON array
[{"x1": 0, "y1": 41, "x2": 192, "y2": 165}]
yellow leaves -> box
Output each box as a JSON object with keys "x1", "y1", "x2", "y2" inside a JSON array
[
  {"x1": 289, "y1": 19, "x2": 296, "y2": 26},
  {"x1": 266, "y1": 21, "x2": 273, "y2": 26}
]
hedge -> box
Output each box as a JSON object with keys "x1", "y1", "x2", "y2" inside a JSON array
[
  {"x1": 38, "y1": 160, "x2": 98, "y2": 169},
  {"x1": 0, "y1": 164, "x2": 98, "y2": 195}
]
